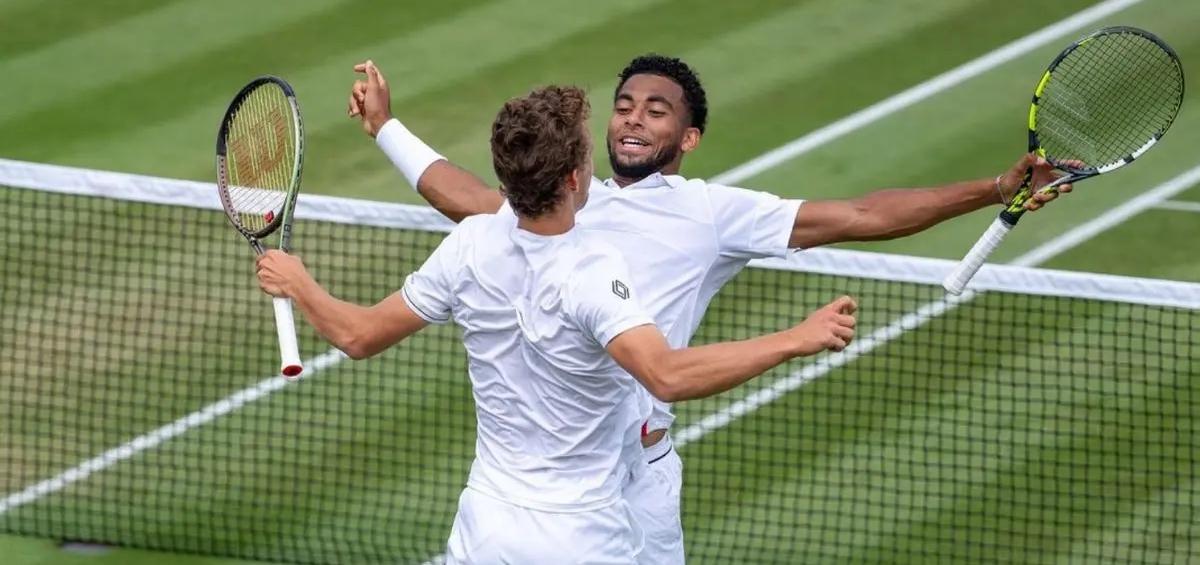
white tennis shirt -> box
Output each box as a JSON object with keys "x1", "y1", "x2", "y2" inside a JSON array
[
  {"x1": 402, "y1": 206, "x2": 656, "y2": 512},
  {"x1": 575, "y1": 173, "x2": 802, "y2": 431}
]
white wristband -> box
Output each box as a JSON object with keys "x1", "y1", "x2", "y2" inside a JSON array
[{"x1": 375, "y1": 118, "x2": 445, "y2": 192}]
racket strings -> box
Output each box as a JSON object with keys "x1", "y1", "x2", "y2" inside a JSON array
[
  {"x1": 224, "y1": 85, "x2": 296, "y2": 233},
  {"x1": 1037, "y1": 31, "x2": 1183, "y2": 170},
  {"x1": 1044, "y1": 38, "x2": 1171, "y2": 162}
]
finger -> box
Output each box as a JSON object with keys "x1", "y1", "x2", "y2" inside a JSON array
[
  {"x1": 1058, "y1": 183, "x2": 1073, "y2": 193},
  {"x1": 832, "y1": 325, "x2": 854, "y2": 340},
  {"x1": 365, "y1": 60, "x2": 382, "y2": 88},
  {"x1": 353, "y1": 62, "x2": 368, "y2": 74},
  {"x1": 349, "y1": 95, "x2": 360, "y2": 117},
  {"x1": 835, "y1": 313, "x2": 856, "y2": 328},
  {"x1": 1025, "y1": 200, "x2": 1042, "y2": 211},
  {"x1": 828, "y1": 336, "x2": 847, "y2": 352},
  {"x1": 1033, "y1": 191, "x2": 1057, "y2": 203},
  {"x1": 835, "y1": 295, "x2": 857, "y2": 315},
  {"x1": 367, "y1": 60, "x2": 386, "y2": 88}
]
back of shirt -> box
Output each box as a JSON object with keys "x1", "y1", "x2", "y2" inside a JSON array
[{"x1": 401, "y1": 208, "x2": 654, "y2": 512}]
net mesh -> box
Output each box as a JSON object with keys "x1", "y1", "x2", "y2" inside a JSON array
[
  {"x1": 1, "y1": 162, "x2": 1197, "y2": 564},
  {"x1": 1037, "y1": 29, "x2": 1184, "y2": 169}
]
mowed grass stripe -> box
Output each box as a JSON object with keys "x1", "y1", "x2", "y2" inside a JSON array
[
  {"x1": 398, "y1": 0, "x2": 989, "y2": 201},
  {"x1": 0, "y1": 0, "x2": 173, "y2": 59},
  {"x1": 1038, "y1": 208, "x2": 1200, "y2": 282},
  {"x1": 0, "y1": 0, "x2": 349, "y2": 125},
  {"x1": 692, "y1": 0, "x2": 1099, "y2": 182},
  {"x1": 0, "y1": 0, "x2": 481, "y2": 173},
  {"x1": 303, "y1": 0, "x2": 806, "y2": 202},
  {"x1": 39, "y1": 0, "x2": 667, "y2": 184}
]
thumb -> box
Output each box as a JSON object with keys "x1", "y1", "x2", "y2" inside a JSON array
[{"x1": 1013, "y1": 152, "x2": 1037, "y2": 171}]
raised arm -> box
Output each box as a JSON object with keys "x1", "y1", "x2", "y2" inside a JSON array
[
  {"x1": 606, "y1": 296, "x2": 857, "y2": 402},
  {"x1": 256, "y1": 250, "x2": 428, "y2": 360},
  {"x1": 788, "y1": 153, "x2": 1073, "y2": 249},
  {"x1": 351, "y1": 60, "x2": 503, "y2": 222}
]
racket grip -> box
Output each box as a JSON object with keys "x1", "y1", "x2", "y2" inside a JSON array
[
  {"x1": 272, "y1": 297, "x2": 304, "y2": 379},
  {"x1": 942, "y1": 216, "x2": 1014, "y2": 295}
]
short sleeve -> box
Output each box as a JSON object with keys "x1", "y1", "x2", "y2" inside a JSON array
[
  {"x1": 400, "y1": 223, "x2": 466, "y2": 324},
  {"x1": 707, "y1": 183, "x2": 803, "y2": 259},
  {"x1": 568, "y1": 250, "x2": 656, "y2": 347}
]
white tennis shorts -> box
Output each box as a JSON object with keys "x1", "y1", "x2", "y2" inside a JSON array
[
  {"x1": 626, "y1": 437, "x2": 685, "y2": 565},
  {"x1": 445, "y1": 487, "x2": 642, "y2": 564}
]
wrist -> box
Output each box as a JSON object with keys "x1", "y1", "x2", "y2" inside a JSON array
[
  {"x1": 375, "y1": 118, "x2": 446, "y2": 191},
  {"x1": 993, "y1": 174, "x2": 1014, "y2": 206},
  {"x1": 368, "y1": 113, "x2": 394, "y2": 138},
  {"x1": 780, "y1": 328, "x2": 808, "y2": 359},
  {"x1": 288, "y1": 273, "x2": 320, "y2": 305}
]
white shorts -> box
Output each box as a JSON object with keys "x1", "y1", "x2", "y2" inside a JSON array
[
  {"x1": 445, "y1": 487, "x2": 642, "y2": 564},
  {"x1": 626, "y1": 436, "x2": 685, "y2": 565}
]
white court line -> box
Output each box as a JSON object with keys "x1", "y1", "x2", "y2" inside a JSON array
[
  {"x1": 674, "y1": 162, "x2": 1200, "y2": 449},
  {"x1": 0, "y1": 349, "x2": 347, "y2": 516},
  {"x1": 711, "y1": 0, "x2": 1144, "y2": 186},
  {"x1": 1153, "y1": 199, "x2": 1200, "y2": 213}
]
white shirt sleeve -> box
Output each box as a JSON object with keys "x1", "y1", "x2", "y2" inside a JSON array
[
  {"x1": 568, "y1": 250, "x2": 656, "y2": 347},
  {"x1": 400, "y1": 222, "x2": 467, "y2": 324},
  {"x1": 707, "y1": 183, "x2": 803, "y2": 258}
]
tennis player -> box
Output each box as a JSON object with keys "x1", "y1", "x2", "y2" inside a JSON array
[
  {"x1": 349, "y1": 55, "x2": 1071, "y2": 563},
  {"x1": 260, "y1": 84, "x2": 857, "y2": 563}
]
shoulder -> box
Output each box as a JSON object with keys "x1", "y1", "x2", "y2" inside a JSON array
[{"x1": 574, "y1": 234, "x2": 630, "y2": 274}]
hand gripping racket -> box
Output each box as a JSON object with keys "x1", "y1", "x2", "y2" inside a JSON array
[
  {"x1": 216, "y1": 76, "x2": 306, "y2": 378},
  {"x1": 944, "y1": 27, "x2": 1184, "y2": 295}
]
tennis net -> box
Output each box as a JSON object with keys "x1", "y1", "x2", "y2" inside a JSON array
[{"x1": 1, "y1": 159, "x2": 1196, "y2": 564}]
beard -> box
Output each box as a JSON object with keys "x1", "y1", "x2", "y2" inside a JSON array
[{"x1": 607, "y1": 140, "x2": 679, "y2": 180}]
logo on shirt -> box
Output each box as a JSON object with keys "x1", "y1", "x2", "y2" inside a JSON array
[{"x1": 612, "y1": 280, "x2": 629, "y2": 300}]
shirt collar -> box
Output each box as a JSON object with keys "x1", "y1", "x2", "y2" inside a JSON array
[{"x1": 601, "y1": 172, "x2": 684, "y2": 190}]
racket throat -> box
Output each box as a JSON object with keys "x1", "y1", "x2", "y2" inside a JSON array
[
  {"x1": 998, "y1": 209, "x2": 1021, "y2": 227},
  {"x1": 249, "y1": 237, "x2": 267, "y2": 255}
]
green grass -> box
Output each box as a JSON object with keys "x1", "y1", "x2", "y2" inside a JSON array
[{"x1": 1, "y1": 0, "x2": 1199, "y2": 563}]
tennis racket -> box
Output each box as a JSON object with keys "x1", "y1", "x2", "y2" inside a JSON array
[
  {"x1": 216, "y1": 76, "x2": 306, "y2": 378},
  {"x1": 943, "y1": 26, "x2": 1184, "y2": 295}
]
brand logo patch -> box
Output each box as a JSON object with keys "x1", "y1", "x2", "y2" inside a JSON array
[{"x1": 612, "y1": 280, "x2": 629, "y2": 300}]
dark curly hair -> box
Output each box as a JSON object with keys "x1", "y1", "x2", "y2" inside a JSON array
[
  {"x1": 491, "y1": 85, "x2": 590, "y2": 218},
  {"x1": 615, "y1": 54, "x2": 708, "y2": 133}
]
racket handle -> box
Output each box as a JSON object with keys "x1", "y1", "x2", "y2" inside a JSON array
[
  {"x1": 943, "y1": 216, "x2": 1014, "y2": 295},
  {"x1": 272, "y1": 297, "x2": 304, "y2": 379}
]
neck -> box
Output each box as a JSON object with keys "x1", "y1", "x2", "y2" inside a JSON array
[
  {"x1": 516, "y1": 202, "x2": 575, "y2": 236},
  {"x1": 611, "y1": 159, "x2": 682, "y2": 188}
]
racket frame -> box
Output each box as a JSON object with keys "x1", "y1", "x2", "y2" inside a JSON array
[
  {"x1": 216, "y1": 76, "x2": 306, "y2": 378},
  {"x1": 944, "y1": 26, "x2": 1183, "y2": 295}
]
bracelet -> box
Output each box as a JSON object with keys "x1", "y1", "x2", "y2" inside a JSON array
[{"x1": 994, "y1": 174, "x2": 1010, "y2": 206}]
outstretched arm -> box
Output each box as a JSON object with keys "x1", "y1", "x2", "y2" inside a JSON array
[
  {"x1": 788, "y1": 153, "x2": 1073, "y2": 249},
  {"x1": 351, "y1": 60, "x2": 503, "y2": 222},
  {"x1": 256, "y1": 250, "x2": 428, "y2": 359},
  {"x1": 606, "y1": 296, "x2": 857, "y2": 402}
]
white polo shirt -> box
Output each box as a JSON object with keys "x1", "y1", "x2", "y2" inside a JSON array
[
  {"x1": 576, "y1": 174, "x2": 802, "y2": 431},
  {"x1": 401, "y1": 207, "x2": 655, "y2": 512}
]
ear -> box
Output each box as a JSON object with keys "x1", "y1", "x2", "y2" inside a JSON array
[
  {"x1": 563, "y1": 168, "x2": 582, "y2": 193},
  {"x1": 680, "y1": 127, "x2": 701, "y2": 154}
]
